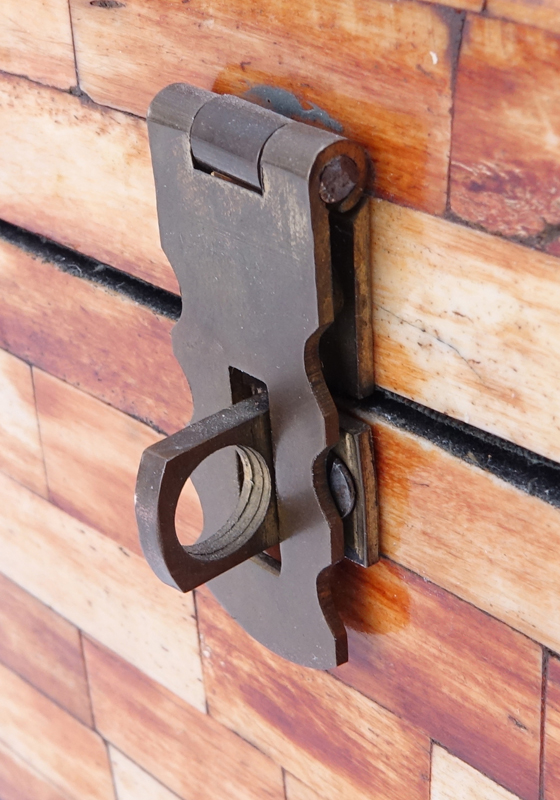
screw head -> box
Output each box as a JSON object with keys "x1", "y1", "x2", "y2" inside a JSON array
[
  {"x1": 328, "y1": 456, "x2": 356, "y2": 519},
  {"x1": 319, "y1": 155, "x2": 360, "y2": 205}
]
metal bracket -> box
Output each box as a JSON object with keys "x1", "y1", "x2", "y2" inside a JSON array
[{"x1": 135, "y1": 84, "x2": 378, "y2": 669}]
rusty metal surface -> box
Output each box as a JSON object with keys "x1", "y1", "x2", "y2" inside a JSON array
[{"x1": 137, "y1": 82, "x2": 373, "y2": 668}]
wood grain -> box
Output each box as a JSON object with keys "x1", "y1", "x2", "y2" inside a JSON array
[
  {"x1": 34, "y1": 369, "x2": 202, "y2": 557},
  {"x1": 372, "y1": 200, "x2": 560, "y2": 463},
  {"x1": 69, "y1": 0, "x2": 459, "y2": 215},
  {"x1": 431, "y1": 745, "x2": 521, "y2": 800},
  {"x1": 488, "y1": 0, "x2": 560, "y2": 34},
  {"x1": 197, "y1": 586, "x2": 430, "y2": 800},
  {"x1": 333, "y1": 558, "x2": 542, "y2": 800},
  {"x1": 0, "y1": 0, "x2": 76, "y2": 90},
  {"x1": 544, "y1": 656, "x2": 560, "y2": 799},
  {"x1": 451, "y1": 15, "x2": 560, "y2": 248},
  {"x1": 0, "y1": 661, "x2": 114, "y2": 800},
  {"x1": 85, "y1": 639, "x2": 285, "y2": 800},
  {"x1": 0, "y1": 348, "x2": 47, "y2": 496},
  {"x1": 109, "y1": 748, "x2": 181, "y2": 800},
  {"x1": 0, "y1": 237, "x2": 190, "y2": 435},
  {"x1": 0, "y1": 573, "x2": 92, "y2": 726},
  {"x1": 0, "y1": 74, "x2": 173, "y2": 290},
  {"x1": 368, "y1": 415, "x2": 560, "y2": 657},
  {"x1": 0, "y1": 470, "x2": 205, "y2": 712},
  {"x1": 285, "y1": 774, "x2": 326, "y2": 800},
  {"x1": 0, "y1": 738, "x2": 74, "y2": 800}
]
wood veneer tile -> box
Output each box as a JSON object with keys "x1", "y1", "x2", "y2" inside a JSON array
[
  {"x1": 70, "y1": 0, "x2": 459, "y2": 215},
  {"x1": 544, "y1": 656, "x2": 560, "y2": 798},
  {"x1": 0, "y1": 74, "x2": 173, "y2": 290},
  {"x1": 431, "y1": 745, "x2": 521, "y2": 800},
  {"x1": 0, "y1": 661, "x2": 114, "y2": 800},
  {"x1": 369, "y1": 415, "x2": 560, "y2": 658},
  {"x1": 34, "y1": 369, "x2": 201, "y2": 557},
  {"x1": 85, "y1": 640, "x2": 285, "y2": 800},
  {"x1": 0, "y1": 573, "x2": 92, "y2": 726},
  {"x1": 333, "y1": 558, "x2": 542, "y2": 800},
  {"x1": 196, "y1": 587, "x2": 430, "y2": 800},
  {"x1": 0, "y1": 738, "x2": 75, "y2": 800},
  {"x1": 372, "y1": 200, "x2": 560, "y2": 462},
  {"x1": 0, "y1": 0, "x2": 76, "y2": 90},
  {"x1": 285, "y1": 774, "x2": 326, "y2": 800},
  {"x1": 109, "y1": 748, "x2": 181, "y2": 800},
  {"x1": 451, "y1": 15, "x2": 560, "y2": 247},
  {"x1": 0, "y1": 348, "x2": 47, "y2": 496},
  {"x1": 488, "y1": 0, "x2": 560, "y2": 34},
  {"x1": 0, "y1": 470, "x2": 205, "y2": 712},
  {"x1": 0, "y1": 237, "x2": 190, "y2": 435}
]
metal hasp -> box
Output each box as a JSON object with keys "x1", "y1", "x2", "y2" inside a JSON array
[{"x1": 135, "y1": 83, "x2": 378, "y2": 670}]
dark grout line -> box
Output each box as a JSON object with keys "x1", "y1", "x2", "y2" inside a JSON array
[
  {"x1": 0, "y1": 218, "x2": 181, "y2": 320},
  {"x1": 2, "y1": 216, "x2": 560, "y2": 508},
  {"x1": 351, "y1": 388, "x2": 560, "y2": 510}
]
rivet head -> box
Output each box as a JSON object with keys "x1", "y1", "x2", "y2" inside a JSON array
[{"x1": 319, "y1": 155, "x2": 359, "y2": 205}]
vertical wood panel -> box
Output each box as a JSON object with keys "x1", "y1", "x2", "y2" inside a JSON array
[
  {"x1": 85, "y1": 639, "x2": 285, "y2": 800},
  {"x1": 333, "y1": 559, "x2": 542, "y2": 800},
  {"x1": 0, "y1": 348, "x2": 47, "y2": 496},
  {"x1": 544, "y1": 656, "x2": 560, "y2": 799},
  {"x1": 0, "y1": 573, "x2": 92, "y2": 726},
  {"x1": 0, "y1": 662, "x2": 114, "y2": 800},
  {"x1": 0, "y1": 470, "x2": 205, "y2": 712},
  {"x1": 431, "y1": 745, "x2": 522, "y2": 800},
  {"x1": 197, "y1": 587, "x2": 431, "y2": 800},
  {"x1": 0, "y1": 0, "x2": 76, "y2": 89}
]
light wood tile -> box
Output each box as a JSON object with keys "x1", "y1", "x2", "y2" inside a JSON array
[
  {"x1": 0, "y1": 739, "x2": 70, "y2": 800},
  {"x1": 0, "y1": 470, "x2": 205, "y2": 712},
  {"x1": 34, "y1": 369, "x2": 201, "y2": 557},
  {"x1": 0, "y1": 74, "x2": 173, "y2": 290},
  {"x1": 431, "y1": 745, "x2": 521, "y2": 800},
  {"x1": 0, "y1": 661, "x2": 114, "y2": 800},
  {"x1": 285, "y1": 774, "x2": 326, "y2": 800},
  {"x1": 0, "y1": 0, "x2": 76, "y2": 89},
  {"x1": 333, "y1": 558, "x2": 542, "y2": 800},
  {"x1": 85, "y1": 639, "x2": 285, "y2": 800},
  {"x1": 372, "y1": 200, "x2": 560, "y2": 463},
  {"x1": 0, "y1": 237, "x2": 190, "y2": 435},
  {"x1": 544, "y1": 656, "x2": 560, "y2": 798},
  {"x1": 0, "y1": 573, "x2": 92, "y2": 726},
  {"x1": 0, "y1": 348, "x2": 47, "y2": 496},
  {"x1": 197, "y1": 587, "x2": 430, "y2": 800},
  {"x1": 451, "y1": 15, "x2": 560, "y2": 249},
  {"x1": 488, "y1": 0, "x2": 560, "y2": 34},
  {"x1": 69, "y1": 0, "x2": 458, "y2": 215},
  {"x1": 110, "y1": 748, "x2": 181, "y2": 800},
  {"x1": 369, "y1": 415, "x2": 560, "y2": 658}
]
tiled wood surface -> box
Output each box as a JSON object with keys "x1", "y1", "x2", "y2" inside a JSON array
[
  {"x1": 333, "y1": 559, "x2": 542, "y2": 800},
  {"x1": 0, "y1": 0, "x2": 76, "y2": 90},
  {"x1": 0, "y1": 573, "x2": 92, "y2": 726},
  {"x1": 431, "y1": 745, "x2": 521, "y2": 800},
  {"x1": 1, "y1": 4, "x2": 560, "y2": 800}
]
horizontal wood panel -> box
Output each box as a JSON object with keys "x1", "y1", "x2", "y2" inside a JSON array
[
  {"x1": 488, "y1": 0, "x2": 560, "y2": 34},
  {"x1": 34, "y1": 369, "x2": 202, "y2": 557},
  {"x1": 0, "y1": 573, "x2": 92, "y2": 726},
  {"x1": 372, "y1": 200, "x2": 560, "y2": 462},
  {"x1": 0, "y1": 739, "x2": 68, "y2": 800},
  {"x1": 197, "y1": 587, "x2": 431, "y2": 800},
  {"x1": 70, "y1": 0, "x2": 459, "y2": 215},
  {"x1": 0, "y1": 0, "x2": 76, "y2": 90},
  {"x1": 0, "y1": 661, "x2": 114, "y2": 800},
  {"x1": 451, "y1": 15, "x2": 560, "y2": 250},
  {"x1": 545, "y1": 656, "x2": 560, "y2": 799},
  {"x1": 368, "y1": 414, "x2": 560, "y2": 654},
  {"x1": 333, "y1": 559, "x2": 542, "y2": 800},
  {"x1": 0, "y1": 470, "x2": 205, "y2": 712},
  {"x1": 0, "y1": 348, "x2": 47, "y2": 496},
  {"x1": 0, "y1": 74, "x2": 173, "y2": 290},
  {"x1": 109, "y1": 748, "x2": 182, "y2": 800},
  {"x1": 85, "y1": 639, "x2": 285, "y2": 800},
  {"x1": 431, "y1": 745, "x2": 521, "y2": 800},
  {"x1": 0, "y1": 239, "x2": 190, "y2": 434}
]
